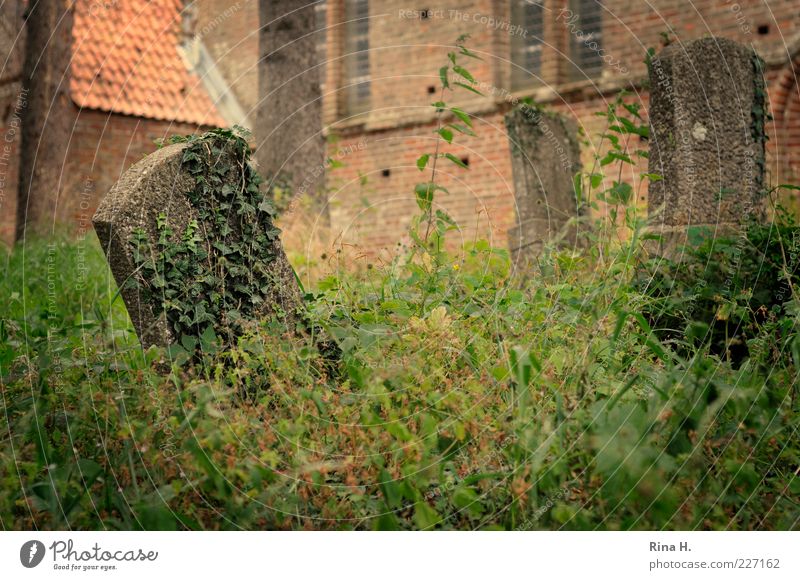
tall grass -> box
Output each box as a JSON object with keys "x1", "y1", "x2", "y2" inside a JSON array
[{"x1": 1, "y1": 215, "x2": 798, "y2": 529}]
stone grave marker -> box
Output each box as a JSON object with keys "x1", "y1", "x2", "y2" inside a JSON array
[
  {"x1": 647, "y1": 37, "x2": 767, "y2": 248},
  {"x1": 504, "y1": 104, "x2": 583, "y2": 271},
  {"x1": 93, "y1": 131, "x2": 302, "y2": 349}
]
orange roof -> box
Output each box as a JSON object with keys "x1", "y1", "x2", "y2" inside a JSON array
[{"x1": 70, "y1": 0, "x2": 225, "y2": 127}]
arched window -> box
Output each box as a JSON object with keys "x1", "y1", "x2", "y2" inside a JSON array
[
  {"x1": 315, "y1": 0, "x2": 328, "y2": 88},
  {"x1": 344, "y1": 0, "x2": 370, "y2": 114},
  {"x1": 567, "y1": 0, "x2": 604, "y2": 81},
  {"x1": 510, "y1": 0, "x2": 545, "y2": 89}
]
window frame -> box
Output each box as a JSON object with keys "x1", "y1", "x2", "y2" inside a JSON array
[
  {"x1": 566, "y1": 0, "x2": 604, "y2": 82},
  {"x1": 343, "y1": 0, "x2": 371, "y2": 115},
  {"x1": 510, "y1": 0, "x2": 546, "y2": 90}
]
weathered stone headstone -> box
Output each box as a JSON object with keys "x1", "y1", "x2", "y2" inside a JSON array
[
  {"x1": 93, "y1": 133, "x2": 302, "y2": 349},
  {"x1": 504, "y1": 104, "x2": 582, "y2": 271},
  {"x1": 647, "y1": 37, "x2": 767, "y2": 248}
]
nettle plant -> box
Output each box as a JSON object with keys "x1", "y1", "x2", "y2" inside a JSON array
[
  {"x1": 571, "y1": 90, "x2": 652, "y2": 258},
  {"x1": 130, "y1": 127, "x2": 284, "y2": 348},
  {"x1": 412, "y1": 35, "x2": 482, "y2": 251}
]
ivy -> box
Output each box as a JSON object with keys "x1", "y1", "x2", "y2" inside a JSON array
[
  {"x1": 750, "y1": 51, "x2": 771, "y2": 196},
  {"x1": 130, "y1": 127, "x2": 284, "y2": 346}
]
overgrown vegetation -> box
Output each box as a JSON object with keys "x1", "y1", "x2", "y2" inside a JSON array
[{"x1": 1, "y1": 40, "x2": 798, "y2": 531}]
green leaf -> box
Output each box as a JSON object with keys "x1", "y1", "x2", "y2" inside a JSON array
[
  {"x1": 375, "y1": 513, "x2": 402, "y2": 531},
  {"x1": 453, "y1": 81, "x2": 484, "y2": 96},
  {"x1": 608, "y1": 181, "x2": 633, "y2": 205},
  {"x1": 417, "y1": 154, "x2": 430, "y2": 171},
  {"x1": 439, "y1": 65, "x2": 450, "y2": 89},
  {"x1": 452, "y1": 65, "x2": 475, "y2": 83},
  {"x1": 437, "y1": 127, "x2": 454, "y2": 143},
  {"x1": 447, "y1": 123, "x2": 476, "y2": 137},
  {"x1": 449, "y1": 106, "x2": 473, "y2": 128},
  {"x1": 257, "y1": 199, "x2": 276, "y2": 215},
  {"x1": 415, "y1": 182, "x2": 435, "y2": 211},
  {"x1": 452, "y1": 486, "x2": 485, "y2": 517},
  {"x1": 414, "y1": 502, "x2": 442, "y2": 529},
  {"x1": 435, "y1": 209, "x2": 459, "y2": 234},
  {"x1": 600, "y1": 151, "x2": 633, "y2": 166},
  {"x1": 458, "y1": 46, "x2": 481, "y2": 59},
  {"x1": 379, "y1": 469, "x2": 402, "y2": 509},
  {"x1": 445, "y1": 153, "x2": 469, "y2": 169},
  {"x1": 435, "y1": 209, "x2": 458, "y2": 227}
]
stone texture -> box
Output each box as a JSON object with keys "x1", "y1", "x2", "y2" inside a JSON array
[
  {"x1": 647, "y1": 37, "x2": 767, "y2": 245},
  {"x1": 93, "y1": 139, "x2": 302, "y2": 349},
  {"x1": 504, "y1": 105, "x2": 583, "y2": 269},
  {"x1": 257, "y1": 0, "x2": 326, "y2": 215}
]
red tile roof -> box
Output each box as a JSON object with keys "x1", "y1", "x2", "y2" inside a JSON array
[{"x1": 70, "y1": 0, "x2": 225, "y2": 127}]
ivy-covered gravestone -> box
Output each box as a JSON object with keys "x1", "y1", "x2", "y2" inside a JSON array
[{"x1": 93, "y1": 129, "x2": 303, "y2": 349}]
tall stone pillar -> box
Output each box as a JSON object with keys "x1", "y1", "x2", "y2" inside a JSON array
[
  {"x1": 647, "y1": 37, "x2": 767, "y2": 247},
  {"x1": 505, "y1": 104, "x2": 582, "y2": 270}
]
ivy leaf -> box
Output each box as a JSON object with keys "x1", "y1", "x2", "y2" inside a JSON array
[{"x1": 258, "y1": 199, "x2": 276, "y2": 215}]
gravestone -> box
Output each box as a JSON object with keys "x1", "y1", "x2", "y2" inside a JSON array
[
  {"x1": 647, "y1": 37, "x2": 767, "y2": 248},
  {"x1": 505, "y1": 104, "x2": 583, "y2": 270},
  {"x1": 93, "y1": 132, "x2": 302, "y2": 349}
]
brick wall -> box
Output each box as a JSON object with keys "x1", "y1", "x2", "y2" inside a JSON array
[
  {"x1": 6, "y1": 1, "x2": 797, "y2": 252},
  {"x1": 60, "y1": 109, "x2": 202, "y2": 240},
  {"x1": 326, "y1": 0, "x2": 800, "y2": 253},
  {"x1": 196, "y1": 0, "x2": 800, "y2": 255},
  {"x1": 0, "y1": 104, "x2": 201, "y2": 247},
  {"x1": 193, "y1": 0, "x2": 259, "y2": 124}
]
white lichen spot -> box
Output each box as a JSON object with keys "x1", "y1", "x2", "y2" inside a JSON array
[{"x1": 692, "y1": 122, "x2": 708, "y2": 141}]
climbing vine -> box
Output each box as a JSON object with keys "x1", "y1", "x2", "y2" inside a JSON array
[
  {"x1": 751, "y1": 51, "x2": 771, "y2": 195},
  {"x1": 130, "y1": 127, "x2": 284, "y2": 346}
]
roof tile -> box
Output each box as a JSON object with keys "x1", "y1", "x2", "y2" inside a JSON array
[{"x1": 70, "y1": 0, "x2": 225, "y2": 127}]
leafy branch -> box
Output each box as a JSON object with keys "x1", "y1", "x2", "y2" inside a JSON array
[{"x1": 413, "y1": 35, "x2": 483, "y2": 246}]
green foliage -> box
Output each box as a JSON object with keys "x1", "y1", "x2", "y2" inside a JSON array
[
  {"x1": 1, "y1": 46, "x2": 798, "y2": 533},
  {"x1": 638, "y1": 204, "x2": 800, "y2": 367},
  {"x1": 751, "y1": 52, "x2": 771, "y2": 193},
  {"x1": 2, "y1": 211, "x2": 798, "y2": 530},
  {"x1": 131, "y1": 127, "x2": 284, "y2": 346},
  {"x1": 412, "y1": 36, "x2": 482, "y2": 245}
]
